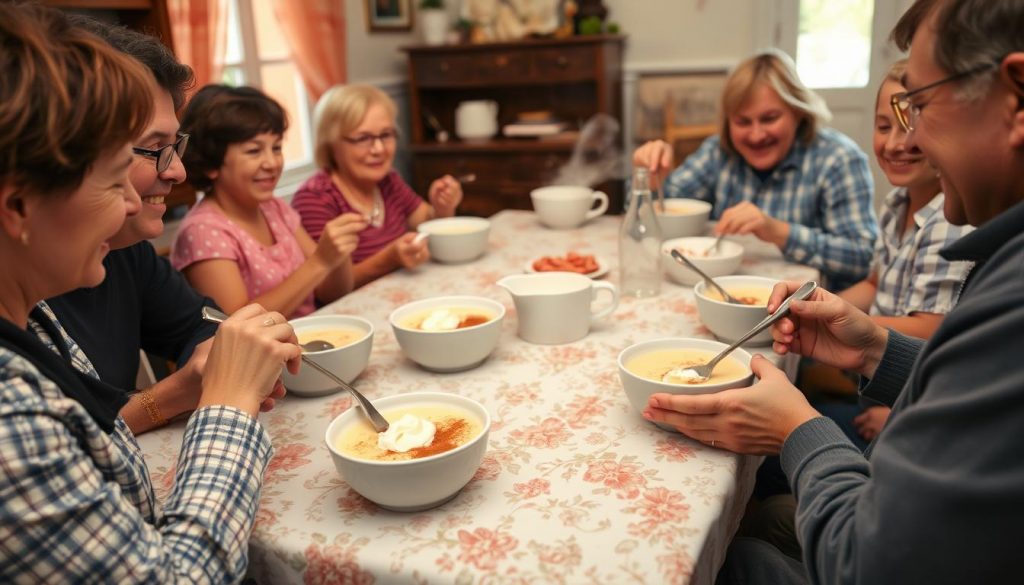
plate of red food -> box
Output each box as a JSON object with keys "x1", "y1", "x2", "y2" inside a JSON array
[{"x1": 524, "y1": 252, "x2": 609, "y2": 279}]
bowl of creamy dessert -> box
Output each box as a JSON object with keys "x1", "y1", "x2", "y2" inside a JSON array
[
  {"x1": 661, "y1": 236, "x2": 744, "y2": 286},
  {"x1": 389, "y1": 295, "x2": 505, "y2": 372},
  {"x1": 655, "y1": 198, "x2": 713, "y2": 239},
  {"x1": 417, "y1": 217, "x2": 490, "y2": 264},
  {"x1": 693, "y1": 275, "x2": 779, "y2": 345},
  {"x1": 618, "y1": 337, "x2": 754, "y2": 430},
  {"x1": 324, "y1": 392, "x2": 491, "y2": 511},
  {"x1": 282, "y1": 314, "x2": 374, "y2": 397}
]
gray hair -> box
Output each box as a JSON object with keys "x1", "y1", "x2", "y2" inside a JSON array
[{"x1": 892, "y1": 0, "x2": 1024, "y2": 101}]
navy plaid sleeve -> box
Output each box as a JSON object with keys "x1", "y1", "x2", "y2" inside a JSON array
[
  {"x1": 783, "y1": 146, "x2": 877, "y2": 287},
  {"x1": 662, "y1": 135, "x2": 724, "y2": 204},
  {"x1": 0, "y1": 353, "x2": 272, "y2": 584}
]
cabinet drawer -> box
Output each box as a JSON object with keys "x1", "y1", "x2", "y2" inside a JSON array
[
  {"x1": 413, "y1": 51, "x2": 532, "y2": 87},
  {"x1": 532, "y1": 46, "x2": 597, "y2": 82}
]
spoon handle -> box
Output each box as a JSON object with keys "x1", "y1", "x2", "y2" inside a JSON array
[
  {"x1": 201, "y1": 307, "x2": 390, "y2": 432},
  {"x1": 670, "y1": 249, "x2": 742, "y2": 304},
  {"x1": 704, "y1": 281, "x2": 818, "y2": 372}
]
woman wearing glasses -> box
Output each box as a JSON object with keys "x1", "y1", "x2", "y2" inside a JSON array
[
  {"x1": 633, "y1": 49, "x2": 877, "y2": 291},
  {"x1": 291, "y1": 84, "x2": 463, "y2": 288},
  {"x1": 172, "y1": 85, "x2": 365, "y2": 318}
]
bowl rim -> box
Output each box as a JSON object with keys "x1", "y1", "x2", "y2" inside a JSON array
[
  {"x1": 388, "y1": 295, "x2": 506, "y2": 333},
  {"x1": 661, "y1": 236, "x2": 744, "y2": 261},
  {"x1": 617, "y1": 337, "x2": 754, "y2": 391},
  {"x1": 694, "y1": 275, "x2": 780, "y2": 308},
  {"x1": 655, "y1": 198, "x2": 713, "y2": 214},
  {"x1": 417, "y1": 216, "x2": 491, "y2": 234},
  {"x1": 324, "y1": 391, "x2": 491, "y2": 467},
  {"x1": 529, "y1": 185, "x2": 597, "y2": 200},
  {"x1": 287, "y1": 314, "x2": 375, "y2": 352}
]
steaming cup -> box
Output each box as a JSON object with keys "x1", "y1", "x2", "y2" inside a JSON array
[
  {"x1": 497, "y1": 272, "x2": 619, "y2": 344},
  {"x1": 530, "y1": 186, "x2": 610, "y2": 229}
]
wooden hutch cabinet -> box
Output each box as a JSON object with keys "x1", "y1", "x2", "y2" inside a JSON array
[{"x1": 404, "y1": 35, "x2": 625, "y2": 217}]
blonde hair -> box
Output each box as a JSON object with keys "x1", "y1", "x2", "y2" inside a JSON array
[
  {"x1": 719, "y1": 49, "x2": 832, "y2": 156},
  {"x1": 313, "y1": 84, "x2": 398, "y2": 171},
  {"x1": 876, "y1": 58, "x2": 909, "y2": 108}
]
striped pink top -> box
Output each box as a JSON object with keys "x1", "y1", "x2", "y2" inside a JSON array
[{"x1": 291, "y1": 170, "x2": 424, "y2": 263}]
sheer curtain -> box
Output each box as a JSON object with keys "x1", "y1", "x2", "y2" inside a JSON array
[
  {"x1": 272, "y1": 0, "x2": 347, "y2": 101},
  {"x1": 167, "y1": 0, "x2": 227, "y2": 92}
]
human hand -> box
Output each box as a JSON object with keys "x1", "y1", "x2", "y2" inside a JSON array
[
  {"x1": 769, "y1": 281, "x2": 889, "y2": 378},
  {"x1": 197, "y1": 304, "x2": 302, "y2": 417},
  {"x1": 314, "y1": 213, "x2": 366, "y2": 268},
  {"x1": 854, "y1": 405, "x2": 891, "y2": 441},
  {"x1": 716, "y1": 202, "x2": 789, "y2": 246},
  {"x1": 392, "y1": 232, "x2": 429, "y2": 269},
  {"x1": 632, "y1": 139, "x2": 674, "y2": 175},
  {"x1": 428, "y1": 175, "x2": 462, "y2": 217},
  {"x1": 642, "y1": 355, "x2": 821, "y2": 454}
]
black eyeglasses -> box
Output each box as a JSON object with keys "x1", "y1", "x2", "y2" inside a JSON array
[
  {"x1": 341, "y1": 130, "x2": 397, "y2": 151},
  {"x1": 133, "y1": 133, "x2": 189, "y2": 173},
  {"x1": 890, "y1": 62, "x2": 998, "y2": 132}
]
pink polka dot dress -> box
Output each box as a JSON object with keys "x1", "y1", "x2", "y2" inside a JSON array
[{"x1": 171, "y1": 197, "x2": 316, "y2": 318}]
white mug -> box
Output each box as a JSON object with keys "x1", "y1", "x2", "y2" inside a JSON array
[
  {"x1": 530, "y1": 186, "x2": 610, "y2": 229},
  {"x1": 497, "y1": 273, "x2": 619, "y2": 345}
]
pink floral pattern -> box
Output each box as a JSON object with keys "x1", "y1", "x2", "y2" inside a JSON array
[{"x1": 136, "y1": 212, "x2": 817, "y2": 585}]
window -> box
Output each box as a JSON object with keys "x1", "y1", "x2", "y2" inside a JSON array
[
  {"x1": 222, "y1": 0, "x2": 314, "y2": 179},
  {"x1": 795, "y1": 0, "x2": 875, "y2": 88}
]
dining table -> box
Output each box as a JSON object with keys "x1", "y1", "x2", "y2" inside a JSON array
[{"x1": 137, "y1": 209, "x2": 818, "y2": 585}]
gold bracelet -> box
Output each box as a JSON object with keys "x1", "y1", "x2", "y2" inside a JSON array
[{"x1": 138, "y1": 387, "x2": 166, "y2": 427}]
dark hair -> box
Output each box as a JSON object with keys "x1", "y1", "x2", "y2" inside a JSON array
[
  {"x1": 179, "y1": 84, "x2": 288, "y2": 192},
  {"x1": 892, "y1": 0, "x2": 1024, "y2": 100},
  {"x1": 0, "y1": 2, "x2": 154, "y2": 199},
  {"x1": 66, "y1": 14, "x2": 194, "y2": 110}
]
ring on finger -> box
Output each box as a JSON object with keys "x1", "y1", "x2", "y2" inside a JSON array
[{"x1": 263, "y1": 315, "x2": 276, "y2": 327}]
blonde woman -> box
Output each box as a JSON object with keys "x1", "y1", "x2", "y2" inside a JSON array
[
  {"x1": 291, "y1": 84, "x2": 462, "y2": 288},
  {"x1": 634, "y1": 49, "x2": 877, "y2": 290}
]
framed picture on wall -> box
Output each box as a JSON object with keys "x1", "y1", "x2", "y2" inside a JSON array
[{"x1": 365, "y1": 0, "x2": 412, "y2": 32}]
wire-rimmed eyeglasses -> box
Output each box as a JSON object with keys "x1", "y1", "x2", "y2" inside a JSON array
[{"x1": 889, "y1": 62, "x2": 998, "y2": 132}]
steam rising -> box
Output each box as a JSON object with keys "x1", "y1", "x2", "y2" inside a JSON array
[{"x1": 549, "y1": 114, "x2": 625, "y2": 188}]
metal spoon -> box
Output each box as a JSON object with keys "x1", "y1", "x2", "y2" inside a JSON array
[
  {"x1": 665, "y1": 281, "x2": 818, "y2": 384},
  {"x1": 702, "y1": 233, "x2": 726, "y2": 256},
  {"x1": 669, "y1": 249, "x2": 745, "y2": 305},
  {"x1": 300, "y1": 339, "x2": 335, "y2": 352},
  {"x1": 200, "y1": 307, "x2": 389, "y2": 432},
  {"x1": 456, "y1": 173, "x2": 476, "y2": 184}
]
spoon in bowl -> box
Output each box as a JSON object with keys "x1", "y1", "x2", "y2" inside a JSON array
[
  {"x1": 300, "y1": 339, "x2": 334, "y2": 352},
  {"x1": 669, "y1": 249, "x2": 744, "y2": 305},
  {"x1": 664, "y1": 281, "x2": 818, "y2": 384},
  {"x1": 200, "y1": 307, "x2": 389, "y2": 432}
]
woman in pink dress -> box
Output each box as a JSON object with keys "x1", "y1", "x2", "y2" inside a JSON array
[
  {"x1": 292, "y1": 84, "x2": 463, "y2": 288},
  {"x1": 172, "y1": 85, "x2": 364, "y2": 318}
]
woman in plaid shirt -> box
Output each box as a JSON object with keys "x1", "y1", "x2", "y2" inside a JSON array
[{"x1": 0, "y1": 5, "x2": 301, "y2": 582}]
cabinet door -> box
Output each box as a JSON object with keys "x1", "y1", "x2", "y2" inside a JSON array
[{"x1": 531, "y1": 46, "x2": 597, "y2": 82}]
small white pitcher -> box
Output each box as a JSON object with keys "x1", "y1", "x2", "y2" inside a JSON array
[{"x1": 497, "y1": 273, "x2": 619, "y2": 345}]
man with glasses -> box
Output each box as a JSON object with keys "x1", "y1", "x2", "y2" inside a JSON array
[
  {"x1": 46, "y1": 17, "x2": 240, "y2": 435},
  {"x1": 638, "y1": 1, "x2": 1024, "y2": 583}
]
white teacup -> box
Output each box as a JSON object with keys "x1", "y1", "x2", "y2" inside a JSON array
[
  {"x1": 497, "y1": 272, "x2": 619, "y2": 344},
  {"x1": 530, "y1": 186, "x2": 610, "y2": 229}
]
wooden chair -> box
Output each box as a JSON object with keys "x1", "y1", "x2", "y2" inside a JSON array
[{"x1": 663, "y1": 98, "x2": 717, "y2": 163}]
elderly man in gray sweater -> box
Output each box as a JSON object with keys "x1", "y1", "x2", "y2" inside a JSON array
[{"x1": 642, "y1": 0, "x2": 1024, "y2": 583}]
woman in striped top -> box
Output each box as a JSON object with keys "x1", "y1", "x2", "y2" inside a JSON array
[{"x1": 292, "y1": 85, "x2": 463, "y2": 288}]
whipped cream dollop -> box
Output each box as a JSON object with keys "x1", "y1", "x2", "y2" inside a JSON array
[
  {"x1": 419, "y1": 309, "x2": 460, "y2": 331},
  {"x1": 662, "y1": 367, "x2": 703, "y2": 385},
  {"x1": 377, "y1": 414, "x2": 437, "y2": 452}
]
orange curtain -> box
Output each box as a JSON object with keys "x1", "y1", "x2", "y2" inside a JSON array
[
  {"x1": 272, "y1": 0, "x2": 347, "y2": 102},
  {"x1": 167, "y1": 0, "x2": 227, "y2": 92}
]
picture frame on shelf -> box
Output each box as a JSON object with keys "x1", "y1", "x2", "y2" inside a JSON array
[
  {"x1": 634, "y1": 70, "x2": 728, "y2": 163},
  {"x1": 365, "y1": 0, "x2": 412, "y2": 32}
]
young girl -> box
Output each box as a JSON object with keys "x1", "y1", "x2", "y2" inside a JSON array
[{"x1": 172, "y1": 85, "x2": 366, "y2": 318}]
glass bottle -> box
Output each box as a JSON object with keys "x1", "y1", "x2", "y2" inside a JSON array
[{"x1": 619, "y1": 167, "x2": 664, "y2": 297}]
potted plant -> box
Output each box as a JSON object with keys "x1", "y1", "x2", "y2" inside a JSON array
[{"x1": 419, "y1": 0, "x2": 448, "y2": 46}]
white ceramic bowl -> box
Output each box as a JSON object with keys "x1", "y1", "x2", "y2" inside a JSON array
[
  {"x1": 618, "y1": 337, "x2": 754, "y2": 430},
  {"x1": 325, "y1": 392, "x2": 491, "y2": 511},
  {"x1": 694, "y1": 275, "x2": 779, "y2": 345},
  {"x1": 389, "y1": 296, "x2": 505, "y2": 372},
  {"x1": 417, "y1": 217, "x2": 490, "y2": 264},
  {"x1": 656, "y1": 199, "x2": 712, "y2": 239},
  {"x1": 662, "y1": 237, "x2": 744, "y2": 286},
  {"x1": 282, "y1": 314, "x2": 373, "y2": 397}
]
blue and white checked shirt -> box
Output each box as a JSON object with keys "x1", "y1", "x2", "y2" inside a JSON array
[
  {"x1": 870, "y1": 188, "x2": 974, "y2": 317},
  {"x1": 0, "y1": 302, "x2": 273, "y2": 584},
  {"x1": 663, "y1": 128, "x2": 878, "y2": 290}
]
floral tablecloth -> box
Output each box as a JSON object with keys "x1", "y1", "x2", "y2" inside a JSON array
[{"x1": 137, "y1": 210, "x2": 818, "y2": 584}]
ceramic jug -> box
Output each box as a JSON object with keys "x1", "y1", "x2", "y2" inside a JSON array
[{"x1": 497, "y1": 272, "x2": 618, "y2": 345}]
